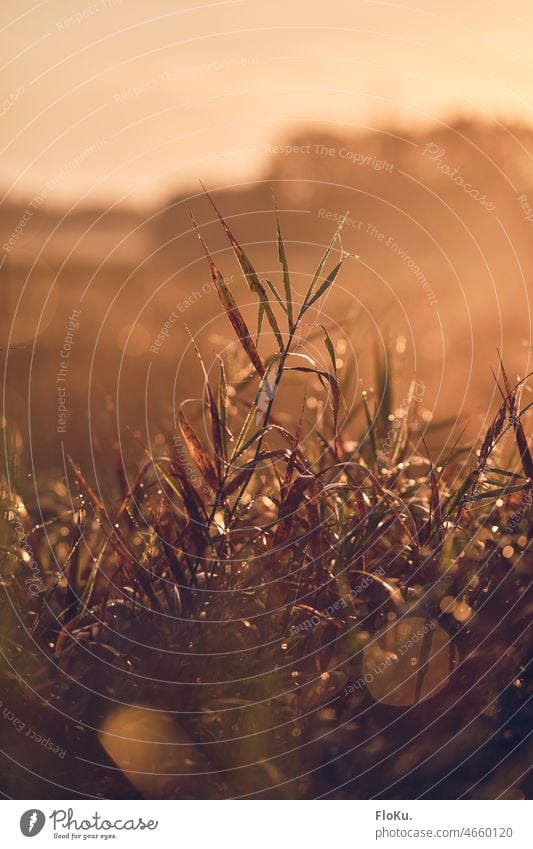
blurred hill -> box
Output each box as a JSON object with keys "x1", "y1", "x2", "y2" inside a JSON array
[{"x1": 2, "y1": 119, "x2": 532, "y2": 481}]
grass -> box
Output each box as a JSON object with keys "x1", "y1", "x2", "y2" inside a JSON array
[{"x1": 0, "y1": 193, "x2": 531, "y2": 799}]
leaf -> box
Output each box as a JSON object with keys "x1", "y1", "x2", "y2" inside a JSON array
[
  {"x1": 281, "y1": 396, "x2": 307, "y2": 498},
  {"x1": 305, "y1": 479, "x2": 325, "y2": 579},
  {"x1": 467, "y1": 482, "x2": 532, "y2": 501},
  {"x1": 187, "y1": 330, "x2": 223, "y2": 484},
  {"x1": 319, "y1": 372, "x2": 340, "y2": 450},
  {"x1": 264, "y1": 278, "x2": 288, "y2": 315},
  {"x1": 304, "y1": 258, "x2": 346, "y2": 312},
  {"x1": 303, "y1": 213, "x2": 348, "y2": 310},
  {"x1": 223, "y1": 449, "x2": 291, "y2": 497},
  {"x1": 255, "y1": 361, "x2": 278, "y2": 424},
  {"x1": 218, "y1": 357, "x2": 231, "y2": 462},
  {"x1": 232, "y1": 395, "x2": 260, "y2": 461},
  {"x1": 485, "y1": 467, "x2": 527, "y2": 480},
  {"x1": 478, "y1": 399, "x2": 506, "y2": 475},
  {"x1": 157, "y1": 457, "x2": 206, "y2": 527},
  {"x1": 232, "y1": 422, "x2": 300, "y2": 465},
  {"x1": 67, "y1": 457, "x2": 162, "y2": 611},
  {"x1": 273, "y1": 199, "x2": 293, "y2": 330},
  {"x1": 443, "y1": 471, "x2": 476, "y2": 518},
  {"x1": 285, "y1": 365, "x2": 340, "y2": 455},
  {"x1": 423, "y1": 440, "x2": 443, "y2": 546},
  {"x1": 160, "y1": 455, "x2": 210, "y2": 551},
  {"x1": 255, "y1": 282, "x2": 285, "y2": 351},
  {"x1": 256, "y1": 300, "x2": 265, "y2": 345},
  {"x1": 202, "y1": 185, "x2": 284, "y2": 350},
  {"x1": 321, "y1": 325, "x2": 337, "y2": 377},
  {"x1": 374, "y1": 338, "x2": 393, "y2": 432},
  {"x1": 498, "y1": 356, "x2": 533, "y2": 479},
  {"x1": 361, "y1": 391, "x2": 379, "y2": 465},
  {"x1": 222, "y1": 465, "x2": 256, "y2": 498},
  {"x1": 178, "y1": 411, "x2": 218, "y2": 492},
  {"x1": 190, "y1": 210, "x2": 265, "y2": 377},
  {"x1": 273, "y1": 474, "x2": 316, "y2": 549}
]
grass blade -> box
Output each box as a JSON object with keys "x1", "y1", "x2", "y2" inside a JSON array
[
  {"x1": 178, "y1": 410, "x2": 218, "y2": 492},
  {"x1": 302, "y1": 213, "x2": 348, "y2": 311},
  {"x1": 190, "y1": 210, "x2": 265, "y2": 377},
  {"x1": 264, "y1": 278, "x2": 288, "y2": 315},
  {"x1": 188, "y1": 330, "x2": 224, "y2": 483},
  {"x1": 498, "y1": 355, "x2": 533, "y2": 478},
  {"x1": 202, "y1": 184, "x2": 284, "y2": 350},
  {"x1": 361, "y1": 390, "x2": 379, "y2": 464},
  {"x1": 273, "y1": 198, "x2": 293, "y2": 330},
  {"x1": 285, "y1": 365, "x2": 340, "y2": 455},
  {"x1": 321, "y1": 325, "x2": 337, "y2": 377},
  {"x1": 218, "y1": 357, "x2": 230, "y2": 463},
  {"x1": 374, "y1": 338, "x2": 392, "y2": 432},
  {"x1": 304, "y1": 258, "x2": 346, "y2": 312}
]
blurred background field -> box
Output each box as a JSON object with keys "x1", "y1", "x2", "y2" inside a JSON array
[{"x1": 2, "y1": 120, "x2": 533, "y2": 484}]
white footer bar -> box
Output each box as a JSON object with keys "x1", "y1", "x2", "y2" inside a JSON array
[{"x1": 4, "y1": 799, "x2": 530, "y2": 848}]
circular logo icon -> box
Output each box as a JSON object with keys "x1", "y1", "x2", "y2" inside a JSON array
[{"x1": 20, "y1": 810, "x2": 46, "y2": 837}]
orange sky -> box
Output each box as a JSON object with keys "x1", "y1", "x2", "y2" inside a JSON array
[{"x1": 2, "y1": 0, "x2": 533, "y2": 206}]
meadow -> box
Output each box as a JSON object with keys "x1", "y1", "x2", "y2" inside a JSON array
[{"x1": 0, "y1": 193, "x2": 531, "y2": 798}]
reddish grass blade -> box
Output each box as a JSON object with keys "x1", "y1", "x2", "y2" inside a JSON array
[
  {"x1": 178, "y1": 411, "x2": 218, "y2": 492},
  {"x1": 273, "y1": 474, "x2": 316, "y2": 550},
  {"x1": 190, "y1": 210, "x2": 265, "y2": 377},
  {"x1": 201, "y1": 185, "x2": 284, "y2": 350},
  {"x1": 187, "y1": 330, "x2": 224, "y2": 484},
  {"x1": 67, "y1": 456, "x2": 162, "y2": 611}
]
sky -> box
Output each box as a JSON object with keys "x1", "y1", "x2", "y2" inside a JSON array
[{"x1": 2, "y1": 0, "x2": 533, "y2": 206}]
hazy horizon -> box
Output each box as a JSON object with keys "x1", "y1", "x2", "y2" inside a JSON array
[{"x1": 2, "y1": 0, "x2": 533, "y2": 206}]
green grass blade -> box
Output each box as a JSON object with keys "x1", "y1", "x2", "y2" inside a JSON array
[
  {"x1": 321, "y1": 325, "x2": 337, "y2": 377},
  {"x1": 274, "y1": 199, "x2": 293, "y2": 330},
  {"x1": 303, "y1": 213, "x2": 348, "y2": 311},
  {"x1": 304, "y1": 258, "x2": 346, "y2": 312}
]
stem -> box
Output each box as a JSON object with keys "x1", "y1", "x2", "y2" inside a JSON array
[{"x1": 205, "y1": 293, "x2": 318, "y2": 579}]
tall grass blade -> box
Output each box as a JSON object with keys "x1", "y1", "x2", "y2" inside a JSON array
[
  {"x1": 302, "y1": 213, "x2": 348, "y2": 311},
  {"x1": 190, "y1": 210, "x2": 265, "y2": 377},
  {"x1": 273, "y1": 199, "x2": 293, "y2": 330},
  {"x1": 202, "y1": 184, "x2": 284, "y2": 350}
]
